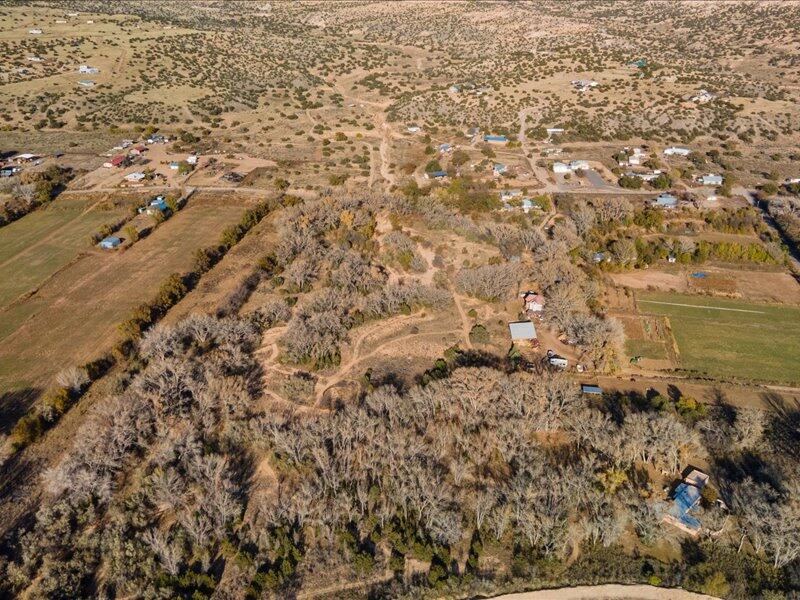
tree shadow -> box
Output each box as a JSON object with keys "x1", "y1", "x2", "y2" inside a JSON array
[
  {"x1": 0, "y1": 387, "x2": 42, "y2": 436},
  {"x1": 762, "y1": 390, "x2": 800, "y2": 461}
]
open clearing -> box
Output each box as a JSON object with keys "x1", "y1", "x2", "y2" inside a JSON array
[
  {"x1": 0, "y1": 193, "x2": 253, "y2": 392},
  {"x1": 636, "y1": 291, "x2": 800, "y2": 385},
  {"x1": 0, "y1": 195, "x2": 132, "y2": 308}
]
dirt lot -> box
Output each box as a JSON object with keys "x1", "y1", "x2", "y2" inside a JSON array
[
  {"x1": 611, "y1": 266, "x2": 800, "y2": 304},
  {"x1": 0, "y1": 192, "x2": 254, "y2": 392}
]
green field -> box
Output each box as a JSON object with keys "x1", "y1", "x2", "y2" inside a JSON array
[
  {"x1": 637, "y1": 292, "x2": 800, "y2": 384},
  {"x1": 0, "y1": 197, "x2": 129, "y2": 308},
  {"x1": 625, "y1": 338, "x2": 667, "y2": 360}
]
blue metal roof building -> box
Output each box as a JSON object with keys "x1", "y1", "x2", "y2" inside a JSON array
[
  {"x1": 581, "y1": 384, "x2": 603, "y2": 395},
  {"x1": 484, "y1": 135, "x2": 508, "y2": 143},
  {"x1": 667, "y1": 482, "x2": 702, "y2": 531},
  {"x1": 99, "y1": 236, "x2": 121, "y2": 249}
]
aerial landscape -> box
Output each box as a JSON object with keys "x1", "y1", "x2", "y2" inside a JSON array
[{"x1": 1, "y1": 1, "x2": 800, "y2": 598}]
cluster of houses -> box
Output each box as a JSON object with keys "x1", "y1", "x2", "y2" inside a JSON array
[
  {"x1": 0, "y1": 153, "x2": 42, "y2": 178},
  {"x1": 552, "y1": 160, "x2": 589, "y2": 174},
  {"x1": 616, "y1": 146, "x2": 648, "y2": 167},
  {"x1": 499, "y1": 189, "x2": 538, "y2": 213}
]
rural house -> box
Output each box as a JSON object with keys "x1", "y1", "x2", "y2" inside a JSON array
[
  {"x1": 663, "y1": 468, "x2": 710, "y2": 536},
  {"x1": 493, "y1": 163, "x2": 508, "y2": 176},
  {"x1": 103, "y1": 155, "x2": 126, "y2": 168},
  {"x1": 697, "y1": 174, "x2": 723, "y2": 186},
  {"x1": 521, "y1": 291, "x2": 545, "y2": 313},
  {"x1": 124, "y1": 172, "x2": 146, "y2": 183},
  {"x1": 651, "y1": 193, "x2": 678, "y2": 209},
  {"x1": 78, "y1": 65, "x2": 99, "y2": 74},
  {"x1": 484, "y1": 134, "x2": 508, "y2": 144},
  {"x1": 663, "y1": 146, "x2": 691, "y2": 157}
]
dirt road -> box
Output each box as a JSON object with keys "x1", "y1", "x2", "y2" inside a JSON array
[{"x1": 489, "y1": 584, "x2": 718, "y2": 600}]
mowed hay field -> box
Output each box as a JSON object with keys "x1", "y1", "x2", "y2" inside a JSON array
[
  {"x1": 0, "y1": 193, "x2": 253, "y2": 391},
  {"x1": 636, "y1": 291, "x2": 800, "y2": 385},
  {"x1": 0, "y1": 195, "x2": 132, "y2": 309}
]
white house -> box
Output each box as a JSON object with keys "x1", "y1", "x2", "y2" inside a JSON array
[
  {"x1": 546, "y1": 127, "x2": 565, "y2": 137},
  {"x1": 407, "y1": 125, "x2": 421, "y2": 134},
  {"x1": 78, "y1": 65, "x2": 99, "y2": 74},
  {"x1": 697, "y1": 174, "x2": 723, "y2": 186},
  {"x1": 28, "y1": 29, "x2": 43, "y2": 35},
  {"x1": 690, "y1": 89, "x2": 715, "y2": 104},
  {"x1": 571, "y1": 80, "x2": 598, "y2": 92},
  {"x1": 124, "y1": 172, "x2": 146, "y2": 182},
  {"x1": 664, "y1": 146, "x2": 691, "y2": 157},
  {"x1": 78, "y1": 80, "x2": 95, "y2": 87},
  {"x1": 186, "y1": 155, "x2": 198, "y2": 165},
  {"x1": 553, "y1": 162, "x2": 571, "y2": 174},
  {"x1": 652, "y1": 193, "x2": 679, "y2": 209},
  {"x1": 27, "y1": 56, "x2": 43, "y2": 62},
  {"x1": 569, "y1": 160, "x2": 589, "y2": 171}
]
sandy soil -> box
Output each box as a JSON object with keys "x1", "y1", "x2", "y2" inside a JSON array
[{"x1": 489, "y1": 584, "x2": 718, "y2": 600}]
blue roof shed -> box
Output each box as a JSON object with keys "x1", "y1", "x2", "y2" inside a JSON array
[
  {"x1": 484, "y1": 134, "x2": 508, "y2": 143},
  {"x1": 99, "y1": 236, "x2": 121, "y2": 249},
  {"x1": 581, "y1": 384, "x2": 603, "y2": 395}
]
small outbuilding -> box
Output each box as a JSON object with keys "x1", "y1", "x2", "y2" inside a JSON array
[
  {"x1": 99, "y1": 236, "x2": 121, "y2": 249},
  {"x1": 484, "y1": 134, "x2": 508, "y2": 144},
  {"x1": 581, "y1": 384, "x2": 603, "y2": 395},
  {"x1": 509, "y1": 320, "x2": 538, "y2": 347}
]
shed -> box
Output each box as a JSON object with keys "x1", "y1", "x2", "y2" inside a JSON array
[
  {"x1": 548, "y1": 356, "x2": 568, "y2": 368},
  {"x1": 552, "y1": 162, "x2": 571, "y2": 174},
  {"x1": 124, "y1": 172, "x2": 145, "y2": 182},
  {"x1": 424, "y1": 170, "x2": 447, "y2": 180},
  {"x1": 493, "y1": 163, "x2": 507, "y2": 175},
  {"x1": 99, "y1": 236, "x2": 121, "y2": 249},
  {"x1": 484, "y1": 135, "x2": 508, "y2": 144},
  {"x1": 509, "y1": 320, "x2": 537, "y2": 342},
  {"x1": 581, "y1": 384, "x2": 603, "y2": 395}
]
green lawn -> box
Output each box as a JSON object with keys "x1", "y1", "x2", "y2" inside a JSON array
[
  {"x1": 0, "y1": 198, "x2": 128, "y2": 308},
  {"x1": 637, "y1": 291, "x2": 800, "y2": 384},
  {"x1": 625, "y1": 338, "x2": 667, "y2": 360}
]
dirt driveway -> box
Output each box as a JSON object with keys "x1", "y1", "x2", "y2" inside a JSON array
[{"x1": 488, "y1": 583, "x2": 718, "y2": 600}]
